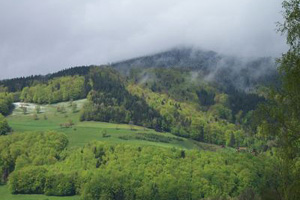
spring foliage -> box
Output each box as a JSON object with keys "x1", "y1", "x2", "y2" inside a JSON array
[
  {"x1": 0, "y1": 132, "x2": 276, "y2": 199},
  {"x1": 20, "y1": 76, "x2": 86, "y2": 104}
]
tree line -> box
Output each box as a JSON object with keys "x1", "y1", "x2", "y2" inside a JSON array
[
  {"x1": 20, "y1": 76, "x2": 86, "y2": 104},
  {"x1": 80, "y1": 67, "x2": 166, "y2": 131},
  {"x1": 0, "y1": 66, "x2": 91, "y2": 93}
]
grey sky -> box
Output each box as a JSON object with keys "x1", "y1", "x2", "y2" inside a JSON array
[{"x1": 0, "y1": 0, "x2": 287, "y2": 79}]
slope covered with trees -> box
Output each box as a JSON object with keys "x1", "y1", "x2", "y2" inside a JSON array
[
  {"x1": 127, "y1": 67, "x2": 266, "y2": 150},
  {"x1": 20, "y1": 76, "x2": 86, "y2": 104},
  {"x1": 0, "y1": 132, "x2": 278, "y2": 199},
  {"x1": 80, "y1": 67, "x2": 166, "y2": 131},
  {"x1": 0, "y1": 1, "x2": 297, "y2": 198},
  {"x1": 113, "y1": 47, "x2": 278, "y2": 92},
  {"x1": 128, "y1": 84, "x2": 243, "y2": 145},
  {"x1": 0, "y1": 66, "x2": 91, "y2": 93}
]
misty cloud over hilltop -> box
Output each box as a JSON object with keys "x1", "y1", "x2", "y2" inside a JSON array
[
  {"x1": 0, "y1": 0, "x2": 287, "y2": 79},
  {"x1": 113, "y1": 47, "x2": 278, "y2": 91}
]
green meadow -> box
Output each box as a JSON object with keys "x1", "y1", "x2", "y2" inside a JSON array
[{"x1": 7, "y1": 99, "x2": 219, "y2": 150}]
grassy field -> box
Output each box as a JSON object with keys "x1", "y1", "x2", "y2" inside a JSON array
[{"x1": 7, "y1": 99, "x2": 219, "y2": 150}]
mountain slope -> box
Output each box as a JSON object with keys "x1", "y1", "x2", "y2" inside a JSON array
[{"x1": 112, "y1": 47, "x2": 278, "y2": 91}]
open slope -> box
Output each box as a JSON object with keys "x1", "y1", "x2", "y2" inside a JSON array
[{"x1": 7, "y1": 99, "x2": 219, "y2": 151}]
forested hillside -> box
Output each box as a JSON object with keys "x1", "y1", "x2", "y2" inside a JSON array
[
  {"x1": 0, "y1": 64, "x2": 271, "y2": 150},
  {"x1": 75, "y1": 66, "x2": 265, "y2": 151},
  {"x1": 0, "y1": 63, "x2": 279, "y2": 199},
  {"x1": 113, "y1": 48, "x2": 278, "y2": 91},
  {"x1": 0, "y1": 1, "x2": 299, "y2": 197},
  {"x1": 1, "y1": 132, "x2": 278, "y2": 200},
  {"x1": 0, "y1": 66, "x2": 90, "y2": 93},
  {"x1": 19, "y1": 76, "x2": 87, "y2": 104},
  {"x1": 80, "y1": 67, "x2": 165, "y2": 131}
]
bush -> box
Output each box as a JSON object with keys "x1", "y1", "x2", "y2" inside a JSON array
[
  {"x1": 44, "y1": 173, "x2": 76, "y2": 196},
  {"x1": 0, "y1": 113, "x2": 10, "y2": 135},
  {"x1": 9, "y1": 166, "x2": 47, "y2": 194}
]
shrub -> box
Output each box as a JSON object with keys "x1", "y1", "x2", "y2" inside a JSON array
[
  {"x1": 9, "y1": 166, "x2": 47, "y2": 194},
  {"x1": 0, "y1": 113, "x2": 10, "y2": 135},
  {"x1": 44, "y1": 173, "x2": 76, "y2": 196}
]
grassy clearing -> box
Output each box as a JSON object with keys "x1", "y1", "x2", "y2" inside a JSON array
[{"x1": 7, "y1": 99, "x2": 218, "y2": 150}]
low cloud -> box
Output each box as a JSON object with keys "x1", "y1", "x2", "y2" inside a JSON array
[{"x1": 0, "y1": 0, "x2": 287, "y2": 79}]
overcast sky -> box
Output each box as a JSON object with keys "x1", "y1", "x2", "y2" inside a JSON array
[{"x1": 0, "y1": 0, "x2": 287, "y2": 79}]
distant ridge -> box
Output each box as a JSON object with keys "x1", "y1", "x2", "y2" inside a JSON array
[
  {"x1": 112, "y1": 47, "x2": 278, "y2": 91},
  {"x1": 1, "y1": 47, "x2": 278, "y2": 92},
  {"x1": 0, "y1": 66, "x2": 91, "y2": 92}
]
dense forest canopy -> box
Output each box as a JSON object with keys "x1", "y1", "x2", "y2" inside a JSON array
[
  {"x1": 0, "y1": 132, "x2": 278, "y2": 200},
  {"x1": 80, "y1": 67, "x2": 165, "y2": 131},
  {"x1": 19, "y1": 76, "x2": 86, "y2": 104},
  {"x1": 0, "y1": 66, "x2": 91, "y2": 93}
]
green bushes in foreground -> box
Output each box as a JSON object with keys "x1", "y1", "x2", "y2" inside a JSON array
[
  {"x1": 9, "y1": 167, "x2": 77, "y2": 196},
  {"x1": 1, "y1": 132, "x2": 279, "y2": 199},
  {"x1": 0, "y1": 132, "x2": 68, "y2": 184},
  {"x1": 9, "y1": 166, "x2": 47, "y2": 194},
  {"x1": 44, "y1": 173, "x2": 77, "y2": 196}
]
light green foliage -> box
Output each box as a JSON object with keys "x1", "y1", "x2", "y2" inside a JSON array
[
  {"x1": 69, "y1": 143, "x2": 273, "y2": 199},
  {"x1": 0, "y1": 185, "x2": 80, "y2": 200},
  {"x1": 9, "y1": 167, "x2": 47, "y2": 194},
  {"x1": 7, "y1": 100, "x2": 216, "y2": 150},
  {"x1": 20, "y1": 76, "x2": 85, "y2": 104},
  {"x1": 2, "y1": 133, "x2": 273, "y2": 199},
  {"x1": 128, "y1": 84, "x2": 244, "y2": 146},
  {"x1": 209, "y1": 104, "x2": 232, "y2": 121},
  {"x1": 44, "y1": 173, "x2": 76, "y2": 196},
  {"x1": 0, "y1": 132, "x2": 68, "y2": 184},
  {"x1": 0, "y1": 113, "x2": 10, "y2": 135},
  {"x1": 0, "y1": 92, "x2": 14, "y2": 115}
]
